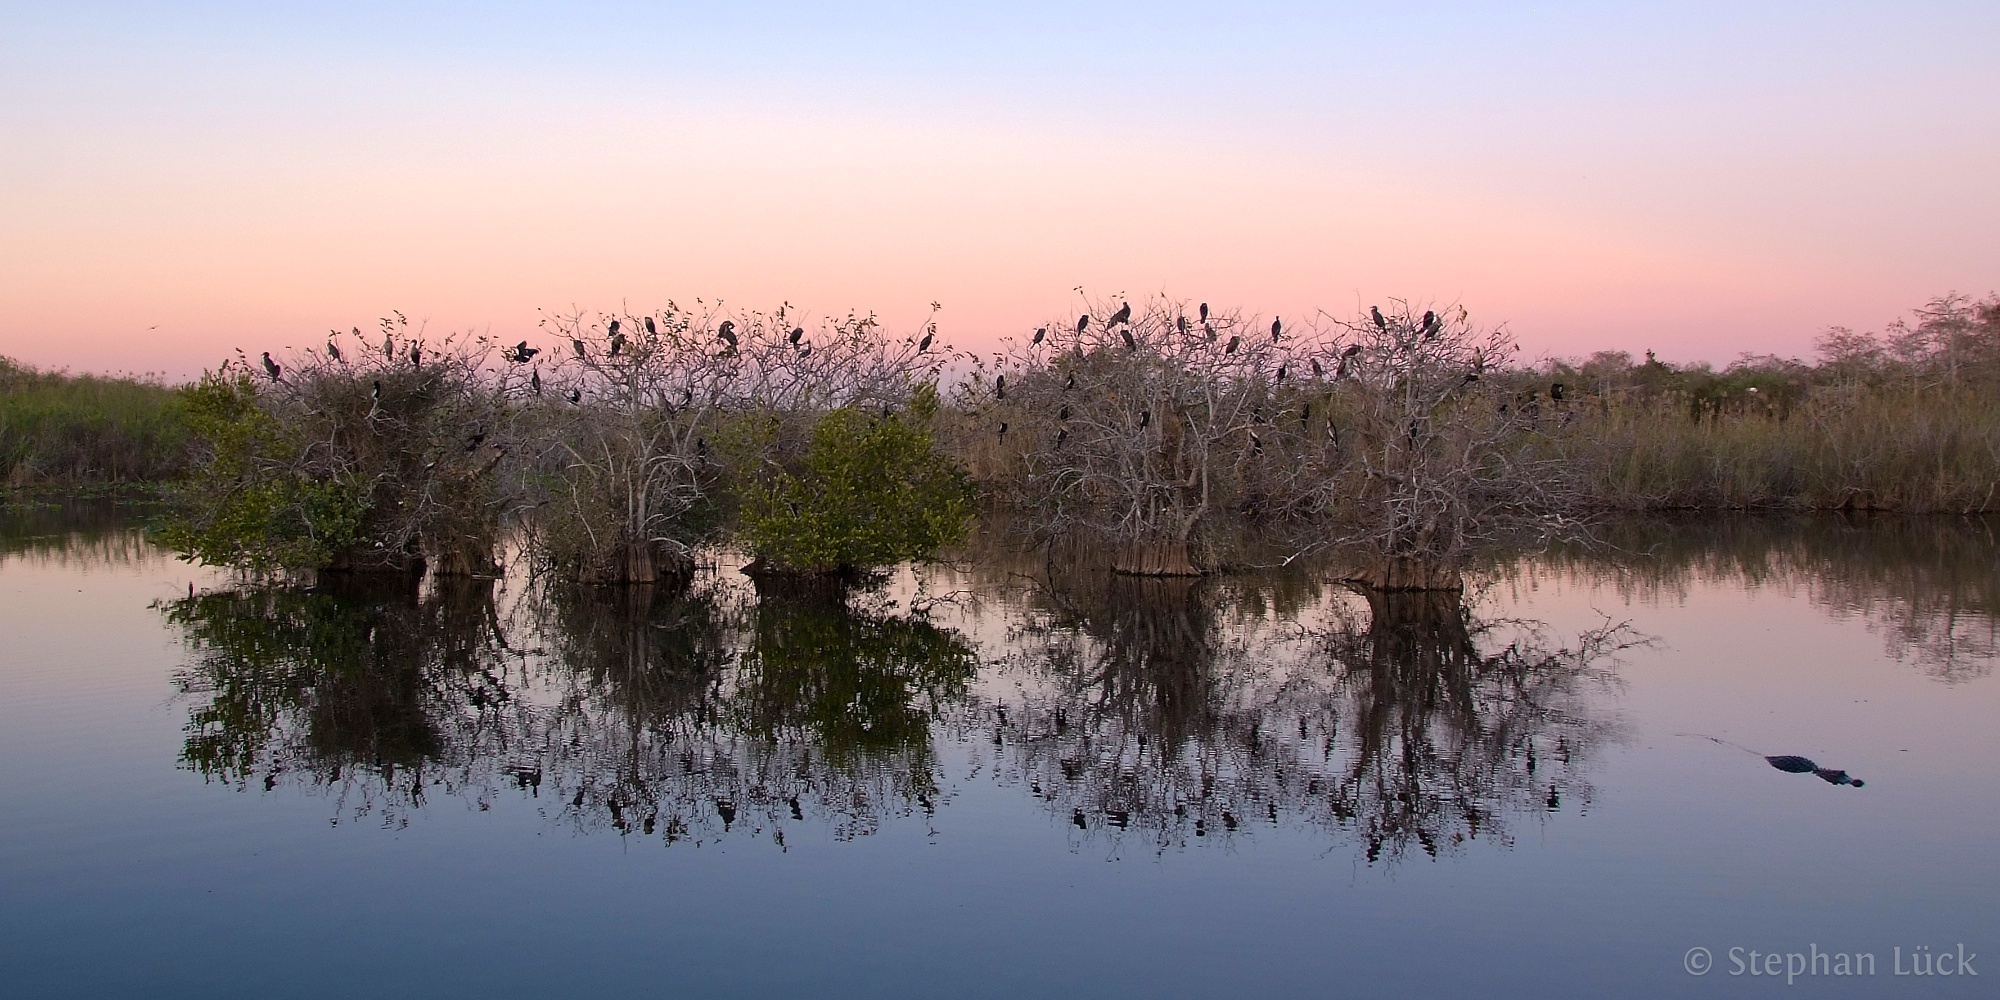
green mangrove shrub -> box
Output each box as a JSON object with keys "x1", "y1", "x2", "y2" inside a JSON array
[{"x1": 737, "y1": 387, "x2": 975, "y2": 577}]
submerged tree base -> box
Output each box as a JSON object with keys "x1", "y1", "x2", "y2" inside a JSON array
[
  {"x1": 577, "y1": 539, "x2": 694, "y2": 588},
  {"x1": 1346, "y1": 557, "x2": 1464, "y2": 592},
  {"x1": 1111, "y1": 539, "x2": 1202, "y2": 577}
]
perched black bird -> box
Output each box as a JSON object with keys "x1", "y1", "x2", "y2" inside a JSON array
[
  {"x1": 717, "y1": 320, "x2": 737, "y2": 348},
  {"x1": 567, "y1": 388, "x2": 582, "y2": 404},
  {"x1": 1370, "y1": 305, "x2": 1387, "y2": 330},
  {"x1": 1199, "y1": 302, "x2": 1210, "y2": 322},
  {"x1": 1203, "y1": 321, "x2": 1216, "y2": 342},
  {"x1": 918, "y1": 331, "x2": 934, "y2": 352},
  {"x1": 789, "y1": 326, "x2": 804, "y2": 345},
  {"x1": 608, "y1": 331, "x2": 625, "y2": 356},
  {"x1": 608, "y1": 319, "x2": 621, "y2": 337},
  {"x1": 1271, "y1": 317, "x2": 1282, "y2": 341},
  {"x1": 326, "y1": 340, "x2": 342, "y2": 362},
  {"x1": 1224, "y1": 335, "x2": 1240, "y2": 354},
  {"x1": 1177, "y1": 316, "x2": 1189, "y2": 336},
  {"x1": 260, "y1": 352, "x2": 281, "y2": 382},
  {"x1": 571, "y1": 337, "x2": 587, "y2": 358},
  {"x1": 1108, "y1": 301, "x2": 1131, "y2": 326},
  {"x1": 1076, "y1": 313, "x2": 1089, "y2": 334},
  {"x1": 371, "y1": 380, "x2": 381, "y2": 402},
  {"x1": 1276, "y1": 364, "x2": 1287, "y2": 384},
  {"x1": 995, "y1": 374, "x2": 1006, "y2": 400},
  {"x1": 1550, "y1": 382, "x2": 1566, "y2": 401},
  {"x1": 1139, "y1": 409, "x2": 1150, "y2": 428},
  {"x1": 530, "y1": 368, "x2": 541, "y2": 394},
  {"x1": 997, "y1": 422, "x2": 1008, "y2": 439},
  {"x1": 1064, "y1": 373, "x2": 1076, "y2": 391},
  {"x1": 464, "y1": 431, "x2": 485, "y2": 452},
  {"x1": 409, "y1": 344, "x2": 422, "y2": 367},
  {"x1": 1121, "y1": 327, "x2": 1137, "y2": 351},
  {"x1": 1055, "y1": 428, "x2": 1069, "y2": 446},
  {"x1": 1032, "y1": 327, "x2": 1046, "y2": 345},
  {"x1": 1248, "y1": 433, "x2": 1261, "y2": 454},
  {"x1": 1420, "y1": 309, "x2": 1437, "y2": 336},
  {"x1": 1343, "y1": 344, "x2": 1363, "y2": 359},
  {"x1": 645, "y1": 316, "x2": 657, "y2": 336}
]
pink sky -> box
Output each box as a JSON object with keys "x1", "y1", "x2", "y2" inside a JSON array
[{"x1": 3, "y1": 3, "x2": 1995, "y2": 379}]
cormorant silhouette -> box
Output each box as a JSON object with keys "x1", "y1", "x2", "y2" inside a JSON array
[
  {"x1": 1370, "y1": 306, "x2": 1386, "y2": 330},
  {"x1": 1059, "y1": 404, "x2": 1070, "y2": 421},
  {"x1": 1033, "y1": 327, "x2": 1046, "y2": 345},
  {"x1": 645, "y1": 316, "x2": 657, "y2": 336},
  {"x1": 1420, "y1": 310, "x2": 1437, "y2": 336},
  {"x1": 608, "y1": 331, "x2": 624, "y2": 356},
  {"x1": 260, "y1": 352, "x2": 281, "y2": 382},
  {"x1": 1550, "y1": 382, "x2": 1566, "y2": 402},
  {"x1": 530, "y1": 369, "x2": 541, "y2": 394},
  {"x1": 1275, "y1": 364, "x2": 1286, "y2": 383},
  {"x1": 608, "y1": 319, "x2": 620, "y2": 337},
  {"x1": 997, "y1": 422, "x2": 1008, "y2": 438},
  {"x1": 571, "y1": 338, "x2": 587, "y2": 358},
  {"x1": 1199, "y1": 302, "x2": 1209, "y2": 322},
  {"x1": 1271, "y1": 317, "x2": 1282, "y2": 341},
  {"x1": 1138, "y1": 409, "x2": 1150, "y2": 428},
  {"x1": 918, "y1": 331, "x2": 934, "y2": 352},
  {"x1": 326, "y1": 340, "x2": 341, "y2": 362},
  {"x1": 1108, "y1": 301, "x2": 1131, "y2": 326},
  {"x1": 1121, "y1": 327, "x2": 1137, "y2": 351},
  {"x1": 1076, "y1": 314, "x2": 1089, "y2": 334},
  {"x1": 1311, "y1": 358, "x2": 1324, "y2": 377},
  {"x1": 789, "y1": 326, "x2": 803, "y2": 345},
  {"x1": 1064, "y1": 373, "x2": 1076, "y2": 391},
  {"x1": 1224, "y1": 335, "x2": 1240, "y2": 354},
  {"x1": 1177, "y1": 316, "x2": 1189, "y2": 335},
  {"x1": 994, "y1": 374, "x2": 1006, "y2": 400}
]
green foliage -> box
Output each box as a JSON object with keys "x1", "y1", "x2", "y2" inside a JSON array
[
  {"x1": 0, "y1": 356, "x2": 190, "y2": 486},
  {"x1": 739, "y1": 387, "x2": 976, "y2": 574},
  {"x1": 158, "y1": 370, "x2": 369, "y2": 572}
]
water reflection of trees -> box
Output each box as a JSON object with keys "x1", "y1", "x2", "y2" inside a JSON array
[
  {"x1": 1520, "y1": 515, "x2": 2000, "y2": 682},
  {"x1": 975, "y1": 569, "x2": 1630, "y2": 863},
  {"x1": 165, "y1": 573, "x2": 977, "y2": 843}
]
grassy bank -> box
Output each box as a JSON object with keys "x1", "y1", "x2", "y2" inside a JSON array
[{"x1": 0, "y1": 357, "x2": 191, "y2": 488}]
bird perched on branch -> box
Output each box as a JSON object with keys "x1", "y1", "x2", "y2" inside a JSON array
[
  {"x1": 789, "y1": 326, "x2": 804, "y2": 346},
  {"x1": 1551, "y1": 382, "x2": 1566, "y2": 401},
  {"x1": 1076, "y1": 314, "x2": 1089, "y2": 334},
  {"x1": 1199, "y1": 302, "x2": 1210, "y2": 323},
  {"x1": 1370, "y1": 306, "x2": 1387, "y2": 330},
  {"x1": 530, "y1": 369, "x2": 541, "y2": 395},
  {"x1": 1032, "y1": 327, "x2": 1046, "y2": 345},
  {"x1": 1121, "y1": 327, "x2": 1136, "y2": 351},
  {"x1": 1420, "y1": 310, "x2": 1437, "y2": 337},
  {"x1": 644, "y1": 316, "x2": 657, "y2": 336},
  {"x1": 1271, "y1": 317, "x2": 1282, "y2": 342},
  {"x1": 918, "y1": 330, "x2": 934, "y2": 352},
  {"x1": 326, "y1": 340, "x2": 342, "y2": 362},
  {"x1": 1108, "y1": 301, "x2": 1131, "y2": 327},
  {"x1": 1065, "y1": 373, "x2": 1077, "y2": 391},
  {"x1": 260, "y1": 352, "x2": 282, "y2": 382},
  {"x1": 1139, "y1": 409, "x2": 1150, "y2": 429},
  {"x1": 566, "y1": 388, "x2": 582, "y2": 404},
  {"x1": 409, "y1": 344, "x2": 422, "y2": 367},
  {"x1": 571, "y1": 338, "x2": 587, "y2": 358},
  {"x1": 1224, "y1": 335, "x2": 1240, "y2": 354},
  {"x1": 997, "y1": 422, "x2": 1008, "y2": 439},
  {"x1": 716, "y1": 320, "x2": 736, "y2": 350},
  {"x1": 609, "y1": 330, "x2": 626, "y2": 356},
  {"x1": 464, "y1": 430, "x2": 486, "y2": 452},
  {"x1": 371, "y1": 380, "x2": 381, "y2": 403},
  {"x1": 995, "y1": 374, "x2": 1007, "y2": 401}
]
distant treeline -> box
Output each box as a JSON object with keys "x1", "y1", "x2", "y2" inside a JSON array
[{"x1": 0, "y1": 357, "x2": 190, "y2": 487}]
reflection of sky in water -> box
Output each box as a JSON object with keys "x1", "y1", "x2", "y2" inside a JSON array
[{"x1": 1, "y1": 509, "x2": 1996, "y2": 998}]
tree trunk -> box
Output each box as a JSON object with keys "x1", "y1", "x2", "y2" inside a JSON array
[
  {"x1": 580, "y1": 537, "x2": 693, "y2": 587},
  {"x1": 1112, "y1": 538, "x2": 1202, "y2": 576},
  {"x1": 1347, "y1": 556, "x2": 1463, "y2": 592}
]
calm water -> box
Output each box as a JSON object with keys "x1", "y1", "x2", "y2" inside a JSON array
[{"x1": 2, "y1": 503, "x2": 1996, "y2": 998}]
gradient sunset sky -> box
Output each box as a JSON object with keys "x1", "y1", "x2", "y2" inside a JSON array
[{"x1": 3, "y1": 2, "x2": 1996, "y2": 378}]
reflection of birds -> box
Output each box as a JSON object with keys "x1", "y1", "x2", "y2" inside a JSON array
[
  {"x1": 260, "y1": 352, "x2": 281, "y2": 382},
  {"x1": 1370, "y1": 306, "x2": 1387, "y2": 330},
  {"x1": 1108, "y1": 301, "x2": 1131, "y2": 326},
  {"x1": 716, "y1": 799, "x2": 737, "y2": 828}
]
